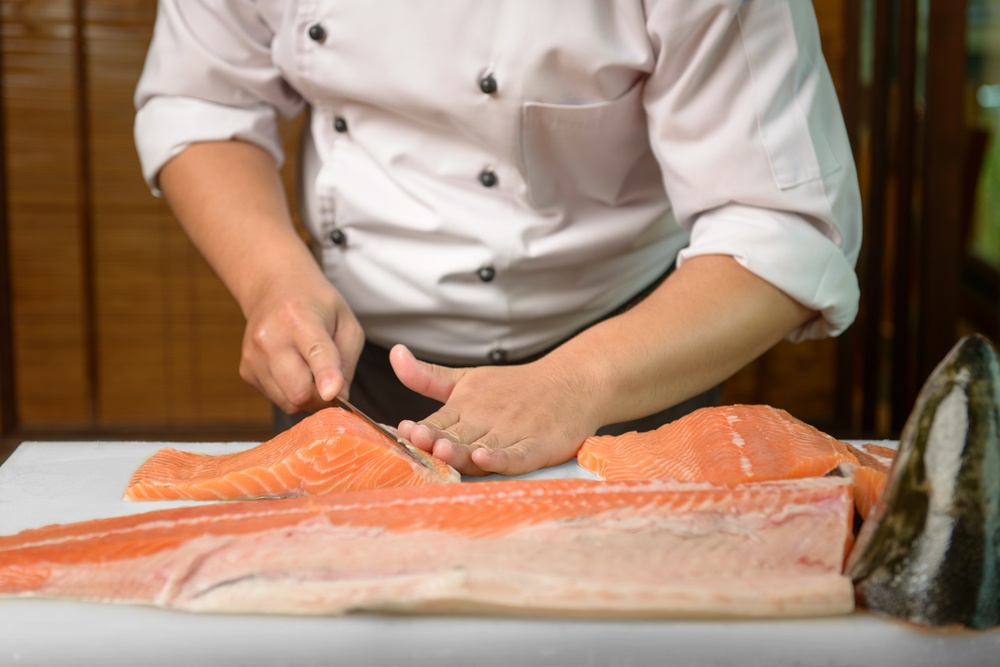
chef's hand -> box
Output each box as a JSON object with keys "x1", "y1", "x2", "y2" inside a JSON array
[
  {"x1": 239, "y1": 272, "x2": 365, "y2": 415},
  {"x1": 391, "y1": 345, "x2": 602, "y2": 476},
  {"x1": 157, "y1": 140, "x2": 366, "y2": 416}
]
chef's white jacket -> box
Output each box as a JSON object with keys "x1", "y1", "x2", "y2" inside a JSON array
[{"x1": 134, "y1": 0, "x2": 862, "y2": 365}]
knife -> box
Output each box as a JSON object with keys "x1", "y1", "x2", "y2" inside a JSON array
[{"x1": 333, "y1": 397, "x2": 438, "y2": 470}]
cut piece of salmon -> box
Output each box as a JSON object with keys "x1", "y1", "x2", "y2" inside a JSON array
[
  {"x1": 0, "y1": 476, "x2": 856, "y2": 618},
  {"x1": 844, "y1": 443, "x2": 894, "y2": 521},
  {"x1": 124, "y1": 407, "x2": 460, "y2": 501},
  {"x1": 578, "y1": 404, "x2": 861, "y2": 485}
]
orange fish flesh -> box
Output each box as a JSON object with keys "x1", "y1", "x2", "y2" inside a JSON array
[
  {"x1": 124, "y1": 407, "x2": 459, "y2": 501},
  {"x1": 843, "y1": 443, "x2": 894, "y2": 522},
  {"x1": 0, "y1": 477, "x2": 856, "y2": 617},
  {"x1": 578, "y1": 405, "x2": 895, "y2": 520},
  {"x1": 578, "y1": 404, "x2": 860, "y2": 484}
]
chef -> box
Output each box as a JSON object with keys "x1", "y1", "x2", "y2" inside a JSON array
[{"x1": 133, "y1": 1, "x2": 862, "y2": 477}]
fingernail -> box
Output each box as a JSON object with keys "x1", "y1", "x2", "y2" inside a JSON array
[{"x1": 318, "y1": 380, "x2": 336, "y2": 401}]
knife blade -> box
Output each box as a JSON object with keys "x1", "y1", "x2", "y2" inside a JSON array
[{"x1": 333, "y1": 397, "x2": 437, "y2": 470}]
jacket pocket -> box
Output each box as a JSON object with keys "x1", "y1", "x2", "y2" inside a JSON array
[{"x1": 519, "y1": 79, "x2": 661, "y2": 210}]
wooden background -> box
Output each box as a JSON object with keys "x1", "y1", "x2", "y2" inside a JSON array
[
  {"x1": 0, "y1": 0, "x2": 304, "y2": 442},
  {"x1": 3, "y1": 0, "x2": 987, "y2": 459}
]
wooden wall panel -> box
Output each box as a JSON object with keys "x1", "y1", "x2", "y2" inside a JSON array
[
  {"x1": 814, "y1": 0, "x2": 848, "y2": 98},
  {"x1": 2, "y1": 0, "x2": 90, "y2": 426},
  {"x1": 1, "y1": 0, "x2": 272, "y2": 434},
  {"x1": 0, "y1": 19, "x2": 11, "y2": 437},
  {"x1": 81, "y1": 3, "x2": 270, "y2": 427}
]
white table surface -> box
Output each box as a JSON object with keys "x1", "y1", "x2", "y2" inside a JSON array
[{"x1": 1, "y1": 440, "x2": 998, "y2": 667}]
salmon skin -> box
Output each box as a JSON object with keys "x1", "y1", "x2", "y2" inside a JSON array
[
  {"x1": 124, "y1": 407, "x2": 460, "y2": 501},
  {"x1": 847, "y1": 334, "x2": 1000, "y2": 630},
  {"x1": 0, "y1": 477, "x2": 856, "y2": 618}
]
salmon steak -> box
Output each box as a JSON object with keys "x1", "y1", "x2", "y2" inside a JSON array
[
  {"x1": 0, "y1": 477, "x2": 856, "y2": 618},
  {"x1": 125, "y1": 407, "x2": 460, "y2": 501}
]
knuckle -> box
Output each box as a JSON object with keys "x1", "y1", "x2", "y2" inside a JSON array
[
  {"x1": 473, "y1": 432, "x2": 502, "y2": 449},
  {"x1": 419, "y1": 417, "x2": 448, "y2": 433},
  {"x1": 304, "y1": 340, "x2": 330, "y2": 362},
  {"x1": 439, "y1": 426, "x2": 468, "y2": 444},
  {"x1": 274, "y1": 299, "x2": 306, "y2": 325},
  {"x1": 246, "y1": 323, "x2": 271, "y2": 350}
]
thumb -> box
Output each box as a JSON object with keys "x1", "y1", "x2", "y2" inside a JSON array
[{"x1": 389, "y1": 344, "x2": 463, "y2": 403}]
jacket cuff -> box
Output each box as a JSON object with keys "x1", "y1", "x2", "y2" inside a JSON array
[
  {"x1": 134, "y1": 96, "x2": 284, "y2": 195},
  {"x1": 676, "y1": 205, "x2": 860, "y2": 341}
]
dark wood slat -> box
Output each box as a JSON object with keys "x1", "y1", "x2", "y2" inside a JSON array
[
  {"x1": 72, "y1": 0, "x2": 98, "y2": 424},
  {"x1": 889, "y1": 0, "x2": 920, "y2": 433},
  {"x1": 0, "y1": 19, "x2": 16, "y2": 436},
  {"x1": 857, "y1": 0, "x2": 893, "y2": 434},
  {"x1": 961, "y1": 256, "x2": 1000, "y2": 340},
  {"x1": 912, "y1": 0, "x2": 968, "y2": 425},
  {"x1": 835, "y1": 0, "x2": 863, "y2": 435}
]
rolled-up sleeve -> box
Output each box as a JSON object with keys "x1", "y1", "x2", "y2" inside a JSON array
[
  {"x1": 643, "y1": 0, "x2": 862, "y2": 340},
  {"x1": 133, "y1": 0, "x2": 304, "y2": 193}
]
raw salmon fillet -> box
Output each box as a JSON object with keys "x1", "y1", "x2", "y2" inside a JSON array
[
  {"x1": 0, "y1": 477, "x2": 855, "y2": 618},
  {"x1": 125, "y1": 407, "x2": 459, "y2": 501},
  {"x1": 844, "y1": 443, "x2": 895, "y2": 521},
  {"x1": 578, "y1": 404, "x2": 860, "y2": 485}
]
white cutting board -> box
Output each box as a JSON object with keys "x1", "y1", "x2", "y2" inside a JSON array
[{"x1": 1, "y1": 440, "x2": 997, "y2": 667}]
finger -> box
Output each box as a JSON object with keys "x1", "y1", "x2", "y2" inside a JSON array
[
  {"x1": 399, "y1": 421, "x2": 437, "y2": 453},
  {"x1": 389, "y1": 344, "x2": 463, "y2": 402},
  {"x1": 248, "y1": 368, "x2": 307, "y2": 416},
  {"x1": 409, "y1": 413, "x2": 492, "y2": 456},
  {"x1": 268, "y1": 349, "x2": 327, "y2": 413},
  {"x1": 295, "y1": 330, "x2": 345, "y2": 402},
  {"x1": 431, "y1": 439, "x2": 491, "y2": 477},
  {"x1": 240, "y1": 347, "x2": 299, "y2": 414},
  {"x1": 404, "y1": 414, "x2": 494, "y2": 475},
  {"x1": 470, "y1": 443, "x2": 536, "y2": 476},
  {"x1": 470, "y1": 428, "x2": 579, "y2": 476},
  {"x1": 328, "y1": 314, "x2": 365, "y2": 392}
]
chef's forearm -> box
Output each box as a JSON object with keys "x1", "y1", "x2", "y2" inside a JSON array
[
  {"x1": 541, "y1": 255, "x2": 815, "y2": 427},
  {"x1": 157, "y1": 140, "x2": 324, "y2": 316}
]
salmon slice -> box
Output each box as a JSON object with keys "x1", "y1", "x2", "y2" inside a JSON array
[
  {"x1": 0, "y1": 477, "x2": 856, "y2": 618},
  {"x1": 844, "y1": 443, "x2": 895, "y2": 521},
  {"x1": 124, "y1": 407, "x2": 460, "y2": 501},
  {"x1": 578, "y1": 404, "x2": 861, "y2": 485}
]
